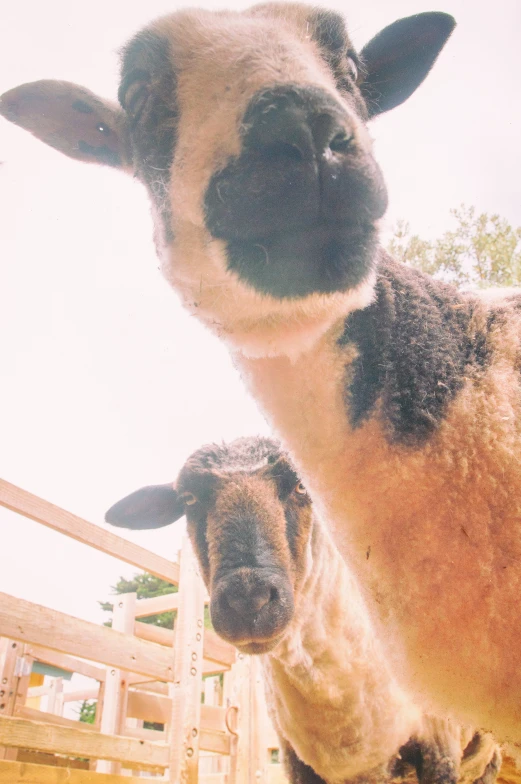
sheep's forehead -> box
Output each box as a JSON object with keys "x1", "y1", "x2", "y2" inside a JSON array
[
  {"x1": 179, "y1": 437, "x2": 288, "y2": 486},
  {"x1": 131, "y1": 3, "x2": 346, "y2": 104}
]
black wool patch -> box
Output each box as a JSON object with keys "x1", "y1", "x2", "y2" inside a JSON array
[
  {"x1": 119, "y1": 30, "x2": 178, "y2": 243},
  {"x1": 339, "y1": 253, "x2": 491, "y2": 446},
  {"x1": 281, "y1": 742, "x2": 328, "y2": 784}
]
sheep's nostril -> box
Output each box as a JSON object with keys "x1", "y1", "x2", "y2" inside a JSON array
[
  {"x1": 269, "y1": 586, "x2": 279, "y2": 603},
  {"x1": 329, "y1": 132, "x2": 354, "y2": 154},
  {"x1": 260, "y1": 141, "x2": 305, "y2": 163},
  {"x1": 225, "y1": 583, "x2": 274, "y2": 618}
]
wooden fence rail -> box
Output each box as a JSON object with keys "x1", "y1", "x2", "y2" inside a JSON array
[{"x1": 0, "y1": 479, "x2": 284, "y2": 784}]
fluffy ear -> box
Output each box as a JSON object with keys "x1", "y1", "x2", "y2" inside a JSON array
[
  {"x1": 360, "y1": 12, "x2": 456, "y2": 118},
  {"x1": 0, "y1": 80, "x2": 128, "y2": 168},
  {"x1": 105, "y1": 484, "x2": 185, "y2": 529}
]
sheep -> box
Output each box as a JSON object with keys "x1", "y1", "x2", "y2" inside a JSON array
[
  {"x1": 105, "y1": 436, "x2": 501, "y2": 784},
  {"x1": 1, "y1": 3, "x2": 520, "y2": 740}
]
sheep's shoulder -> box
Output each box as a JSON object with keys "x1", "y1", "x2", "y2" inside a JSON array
[{"x1": 339, "y1": 255, "x2": 500, "y2": 446}]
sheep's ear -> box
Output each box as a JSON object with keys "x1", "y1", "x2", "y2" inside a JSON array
[
  {"x1": 105, "y1": 484, "x2": 185, "y2": 529},
  {"x1": 0, "y1": 80, "x2": 128, "y2": 168},
  {"x1": 359, "y1": 13, "x2": 456, "y2": 118}
]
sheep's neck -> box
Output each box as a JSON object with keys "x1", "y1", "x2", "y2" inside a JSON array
[
  {"x1": 236, "y1": 257, "x2": 521, "y2": 739},
  {"x1": 262, "y1": 516, "x2": 418, "y2": 783}
]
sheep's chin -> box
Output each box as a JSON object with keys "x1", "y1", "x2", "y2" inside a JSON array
[{"x1": 235, "y1": 637, "x2": 283, "y2": 655}]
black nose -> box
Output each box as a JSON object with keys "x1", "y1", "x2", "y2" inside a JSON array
[
  {"x1": 226, "y1": 582, "x2": 275, "y2": 619},
  {"x1": 244, "y1": 86, "x2": 354, "y2": 162}
]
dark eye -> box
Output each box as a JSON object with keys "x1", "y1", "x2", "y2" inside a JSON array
[
  {"x1": 294, "y1": 482, "x2": 307, "y2": 496},
  {"x1": 121, "y1": 80, "x2": 149, "y2": 119},
  {"x1": 346, "y1": 56, "x2": 358, "y2": 82},
  {"x1": 182, "y1": 493, "x2": 197, "y2": 506}
]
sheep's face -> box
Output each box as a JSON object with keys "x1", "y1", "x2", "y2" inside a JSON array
[
  {"x1": 119, "y1": 5, "x2": 386, "y2": 299},
  {"x1": 0, "y1": 5, "x2": 454, "y2": 358},
  {"x1": 105, "y1": 437, "x2": 314, "y2": 654}
]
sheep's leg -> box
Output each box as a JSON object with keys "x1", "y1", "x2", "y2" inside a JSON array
[
  {"x1": 396, "y1": 726, "x2": 501, "y2": 784},
  {"x1": 395, "y1": 717, "x2": 461, "y2": 784},
  {"x1": 459, "y1": 733, "x2": 502, "y2": 784},
  {"x1": 470, "y1": 749, "x2": 501, "y2": 784},
  {"x1": 412, "y1": 738, "x2": 458, "y2": 784},
  {"x1": 280, "y1": 740, "x2": 328, "y2": 784}
]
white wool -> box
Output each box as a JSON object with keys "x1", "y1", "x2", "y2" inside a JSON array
[{"x1": 261, "y1": 514, "x2": 420, "y2": 782}]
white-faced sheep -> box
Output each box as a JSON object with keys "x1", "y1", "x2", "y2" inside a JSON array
[
  {"x1": 105, "y1": 436, "x2": 501, "y2": 784},
  {"x1": 1, "y1": 4, "x2": 520, "y2": 741}
]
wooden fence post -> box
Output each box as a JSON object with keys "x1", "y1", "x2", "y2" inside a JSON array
[
  {"x1": 0, "y1": 639, "x2": 30, "y2": 762},
  {"x1": 168, "y1": 536, "x2": 206, "y2": 784},
  {"x1": 97, "y1": 591, "x2": 137, "y2": 775},
  {"x1": 251, "y1": 656, "x2": 270, "y2": 784}
]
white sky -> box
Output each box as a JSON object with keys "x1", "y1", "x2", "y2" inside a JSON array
[{"x1": 1, "y1": 0, "x2": 520, "y2": 634}]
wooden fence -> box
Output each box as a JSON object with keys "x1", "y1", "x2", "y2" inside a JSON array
[{"x1": 0, "y1": 478, "x2": 286, "y2": 784}]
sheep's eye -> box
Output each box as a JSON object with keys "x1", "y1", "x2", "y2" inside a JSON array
[
  {"x1": 182, "y1": 493, "x2": 197, "y2": 506},
  {"x1": 346, "y1": 56, "x2": 358, "y2": 82},
  {"x1": 122, "y1": 81, "x2": 149, "y2": 119},
  {"x1": 294, "y1": 482, "x2": 307, "y2": 496}
]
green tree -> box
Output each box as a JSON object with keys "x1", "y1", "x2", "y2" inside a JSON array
[
  {"x1": 388, "y1": 205, "x2": 521, "y2": 288},
  {"x1": 83, "y1": 571, "x2": 213, "y2": 728},
  {"x1": 99, "y1": 572, "x2": 178, "y2": 630},
  {"x1": 99, "y1": 571, "x2": 212, "y2": 630},
  {"x1": 78, "y1": 700, "x2": 96, "y2": 725}
]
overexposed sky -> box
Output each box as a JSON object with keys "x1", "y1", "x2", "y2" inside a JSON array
[{"x1": 1, "y1": 0, "x2": 520, "y2": 628}]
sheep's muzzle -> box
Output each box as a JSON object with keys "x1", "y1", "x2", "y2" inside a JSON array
[
  {"x1": 210, "y1": 566, "x2": 294, "y2": 653},
  {"x1": 205, "y1": 84, "x2": 388, "y2": 299}
]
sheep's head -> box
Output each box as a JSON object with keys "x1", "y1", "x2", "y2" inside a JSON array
[
  {"x1": 105, "y1": 437, "x2": 314, "y2": 654},
  {"x1": 0, "y1": 5, "x2": 454, "y2": 357}
]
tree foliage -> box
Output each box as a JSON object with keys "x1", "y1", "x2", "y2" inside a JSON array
[
  {"x1": 78, "y1": 700, "x2": 96, "y2": 725},
  {"x1": 387, "y1": 205, "x2": 521, "y2": 289},
  {"x1": 100, "y1": 571, "x2": 212, "y2": 630},
  {"x1": 100, "y1": 572, "x2": 178, "y2": 629}
]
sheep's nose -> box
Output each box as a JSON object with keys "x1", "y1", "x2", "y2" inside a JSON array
[
  {"x1": 226, "y1": 582, "x2": 274, "y2": 619},
  {"x1": 244, "y1": 86, "x2": 354, "y2": 162}
]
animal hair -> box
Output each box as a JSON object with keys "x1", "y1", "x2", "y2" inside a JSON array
[
  {"x1": 105, "y1": 436, "x2": 501, "y2": 784},
  {"x1": 1, "y1": 1, "x2": 520, "y2": 743}
]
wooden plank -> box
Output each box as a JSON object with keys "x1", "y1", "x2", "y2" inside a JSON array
[
  {"x1": 228, "y1": 654, "x2": 250, "y2": 784},
  {"x1": 252, "y1": 655, "x2": 270, "y2": 784},
  {"x1": 135, "y1": 620, "x2": 235, "y2": 672},
  {"x1": 27, "y1": 645, "x2": 106, "y2": 682},
  {"x1": 134, "y1": 620, "x2": 174, "y2": 646},
  {"x1": 127, "y1": 690, "x2": 169, "y2": 724},
  {"x1": 199, "y1": 729, "x2": 231, "y2": 756},
  {"x1": 98, "y1": 593, "x2": 136, "y2": 776},
  {"x1": 168, "y1": 536, "x2": 206, "y2": 784},
  {"x1": 45, "y1": 678, "x2": 63, "y2": 716},
  {"x1": 0, "y1": 759, "x2": 162, "y2": 783},
  {"x1": 126, "y1": 691, "x2": 227, "y2": 735},
  {"x1": 134, "y1": 593, "x2": 180, "y2": 618},
  {"x1": 26, "y1": 685, "x2": 52, "y2": 700},
  {"x1": 15, "y1": 751, "x2": 88, "y2": 770},
  {"x1": 0, "y1": 638, "x2": 28, "y2": 762},
  {"x1": 0, "y1": 480, "x2": 179, "y2": 586},
  {"x1": 268, "y1": 766, "x2": 289, "y2": 784},
  {"x1": 123, "y1": 725, "x2": 165, "y2": 742},
  {"x1": 15, "y1": 705, "x2": 98, "y2": 733},
  {"x1": 201, "y1": 704, "x2": 227, "y2": 735},
  {"x1": 62, "y1": 688, "x2": 99, "y2": 703},
  {"x1": 202, "y1": 660, "x2": 231, "y2": 676},
  {"x1": 0, "y1": 715, "x2": 169, "y2": 772},
  {"x1": 204, "y1": 629, "x2": 236, "y2": 667},
  {"x1": 129, "y1": 680, "x2": 169, "y2": 695},
  {"x1": 0, "y1": 592, "x2": 174, "y2": 682},
  {"x1": 200, "y1": 776, "x2": 227, "y2": 784}
]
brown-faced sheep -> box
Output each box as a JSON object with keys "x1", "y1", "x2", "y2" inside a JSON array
[
  {"x1": 1, "y1": 4, "x2": 520, "y2": 740},
  {"x1": 105, "y1": 436, "x2": 501, "y2": 784}
]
